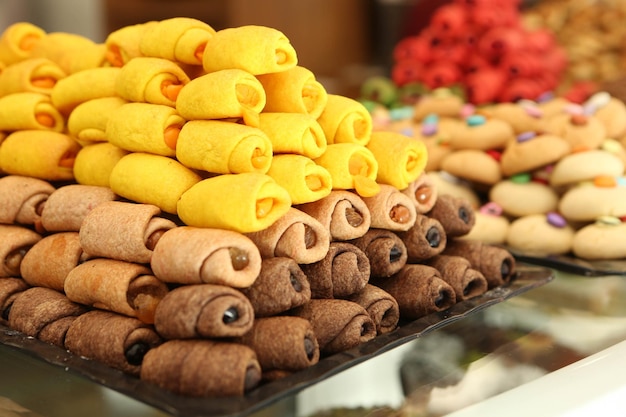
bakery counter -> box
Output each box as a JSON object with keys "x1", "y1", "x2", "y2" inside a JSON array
[{"x1": 2, "y1": 268, "x2": 626, "y2": 417}]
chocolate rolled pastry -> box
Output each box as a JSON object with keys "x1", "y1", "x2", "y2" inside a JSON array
[
  {"x1": 64, "y1": 258, "x2": 168, "y2": 324},
  {"x1": 296, "y1": 190, "x2": 371, "y2": 241},
  {"x1": 0, "y1": 22, "x2": 46, "y2": 66},
  {"x1": 140, "y1": 339, "x2": 261, "y2": 397},
  {"x1": 67, "y1": 97, "x2": 128, "y2": 146},
  {"x1": 50, "y1": 67, "x2": 121, "y2": 115},
  {"x1": 300, "y1": 242, "x2": 370, "y2": 299},
  {"x1": 444, "y1": 239, "x2": 516, "y2": 288},
  {"x1": 372, "y1": 264, "x2": 455, "y2": 320},
  {"x1": 20, "y1": 232, "x2": 89, "y2": 291},
  {"x1": 0, "y1": 92, "x2": 65, "y2": 132},
  {"x1": 0, "y1": 175, "x2": 54, "y2": 226},
  {"x1": 424, "y1": 255, "x2": 488, "y2": 302},
  {"x1": 257, "y1": 112, "x2": 327, "y2": 159},
  {"x1": 8, "y1": 287, "x2": 86, "y2": 347},
  {"x1": 345, "y1": 284, "x2": 399, "y2": 335},
  {"x1": 401, "y1": 172, "x2": 438, "y2": 214},
  {"x1": 396, "y1": 214, "x2": 447, "y2": 263},
  {"x1": 317, "y1": 94, "x2": 372, "y2": 146},
  {"x1": 0, "y1": 57, "x2": 66, "y2": 97},
  {"x1": 79, "y1": 201, "x2": 176, "y2": 264},
  {"x1": 360, "y1": 184, "x2": 417, "y2": 232},
  {"x1": 245, "y1": 207, "x2": 330, "y2": 264},
  {"x1": 234, "y1": 316, "x2": 320, "y2": 375},
  {"x1": 0, "y1": 277, "x2": 29, "y2": 326},
  {"x1": 289, "y1": 298, "x2": 376, "y2": 355},
  {"x1": 427, "y1": 194, "x2": 475, "y2": 238},
  {"x1": 0, "y1": 224, "x2": 41, "y2": 277},
  {"x1": 150, "y1": 226, "x2": 262, "y2": 288},
  {"x1": 73, "y1": 142, "x2": 129, "y2": 188},
  {"x1": 153, "y1": 284, "x2": 254, "y2": 340},
  {"x1": 241, "y1": 257, "x2": 311, "y2": 317},
  {"x1": 349, "y1": 229, "x2": 407, "y2": 278},
  {"x1": 65, "y1": 310, "x2": 162, "y2": 376}
]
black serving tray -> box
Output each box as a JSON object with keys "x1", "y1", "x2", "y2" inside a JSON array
[
  {"x1": 510, "y1": 250, "x2": 626, "y2": 277},
  {"x1": 0, "y1": 264, "x2": 553, "y2": 417}
]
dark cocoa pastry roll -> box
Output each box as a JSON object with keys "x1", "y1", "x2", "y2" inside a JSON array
[
  {"x1": 349, "y1": 228, "x2": 407, "y2": 278},
  {"x1": 289, "y1": 299, "x2": 376, "y2": 355},
  {"x1": 345, "y1": 284, "x2": 399, "y2": 335},
  {"x1": 300, "y1": 242, "x2": 370, "y2": 299},
  {"x1": 240, "y1": 257, "x2": 311, "y2": 317},
  {"x1": 0, "y1": 277, "x2": 29, "y2": 326},
  {"x1": 396, "y1": 214, "x2": 447, "y2": 263},
  {"x1": 443, "y1": 239, "x2": 516, "y2": 288},
  {"x1": 0, "y1": 175, "x2": 54, "y2": 228},
  {"x1": 140, "y1": 339, "x2": 261, "y2": 397},
  {"x1": 401, "y1": 172, "x2": 438, "y2": 214},
  {"x1": 245, "y1": 207, "x2": 331, "y2": 265},
  {"x1": 40, "y1": 184, "x2": 117, "y2": 232},
  {"x1": 153, "y1": 284, "x2": 254, "y2": 340},
  {"x1": 20, "y1": 232, "x2": 90, "y2": 291},
  {"x1": 64, "y1": 258, "x2": 169, "y2": 324},
  {"x1": 234, "y1": 316, "x2": 320, "y2": 374},
  {"x1": 8, "y1": 287, "x2": 86, "y2": 347},
  {"x1": 296, "y1": 190, "x2": 371, "y2": 241},
  {"x1": 424, "y1": 255, "x2": 488, "y2": 302},
  {"x1": 372, "y1": 264, "x2": 455, "y2": 320},
  {"x1": 360, "y1": 184, "x2": 417, "y2": 232},
  {"x1": 79, "y1": 200, "x2": 177, "y2": 264},
  {"x1": 65, "y1": 310, "x2": 162, "y2": 376},
  {"x1": 427, "y1": 194, "x2": 475, "y2": 237},
  {"x1": 0, "y1": 224, "x2": 41, "y2": 278}
]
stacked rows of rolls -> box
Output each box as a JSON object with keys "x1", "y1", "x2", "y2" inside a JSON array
[{"x1": 0, "y1": 18, "x2": 516, "y2": 398}]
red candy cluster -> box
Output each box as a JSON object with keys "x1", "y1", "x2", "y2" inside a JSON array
[{"x1": 392, "y1": 0, "x2": 568, "y2": 105}]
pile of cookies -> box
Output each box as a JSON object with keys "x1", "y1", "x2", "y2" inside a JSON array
[{"x1": 0, "y1": 19, "x2": 517, "y2": 398}]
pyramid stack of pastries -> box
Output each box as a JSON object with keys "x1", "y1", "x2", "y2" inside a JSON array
[{"x1": 0, "y1": 18, "x2": 517, "y2": 398}]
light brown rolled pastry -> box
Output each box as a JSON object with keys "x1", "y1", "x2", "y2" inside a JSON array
[
  {"x1": 140, "y1": 339, "x2": 261, "y2": 397},
  {"x1": 0, "y1": 92, "x2": 65, "y2": 132},
  {"x1": 0, "y1": 22, "x2": 46, "y2": 66},
  {"x1": 372, "y1": 264, "x2": 455, "y2": 320},
  {"x1": 396, "y1": 214, "x2": 447, "y2": 263},
  {"x1": 73, "y1": 142, "x2": 130, "y2": 188},
  {"x1": 241, "y1": 257, "x2": 311, "y2": 317},
  {"x1": 64, "y1": 258, "x2": 169, "y2": 324},
  {"x1": 296, "y1": 190, "x2": 371, "y2": 241},
  {"x1": 150, "y1": 226, "x2": 262, "y2": 288},
  {"x1": 235, "y1": 316, "x2": 320, "y2": 375},
  {"x1": 402, "y1": 172, "x2": 439, "y2": 214},
  {"x1": 8, "y1": 286, "x2": 87, "y2": 347},
  {"x1": 443, "y1": 239, "x2": 516, "y2": 288},
  {"x1": 0, "y1": 175, "x2": 54, "y2": 226},
  {"x1": 424, "y1": 255, "x2": 488, "y2": 302},
  {"x1": 300, "y1": 242, "x2": 370, "y2": 299},
  {"x1": 0, "y1": 277, "x2": 29, "y2": 326},
  {"x1": 153, "y1": 284, "x2": 254, "y2": 340},
  {"x1": 317, "y1": 94, "x2": 373, "y2": 146},
  {"x1": 0, "y1": 57, "x2": 66, "y2": 97},
  {"x1": 360, "y1": 184, "x2": 417, "y2": 232},
  {"x1": 245, "y1": 207, "x2": 331, "y2": 264},
  {"x1": 289, "y1": 298, "x2": 376, "y2": 355},
  {"x1": 0, "y1": 225, "x2": 41, "y2": 278},
  {"x1": 79, "y1": 201, "x2": 176, "y2": 264},
  {"x1": 349, "y1": 229, "x2": 408, "y2": 278},
  {"x1": 20, "y1": 232, "x2": 89, "y2": 291},
  {"x1": 50, "y1": 67, "x2": 121, "y2": 115},
  {"x1": 427, "y1": 194, "x2": 476, "y2": 238},
  {"x1": 345, "y1": 284, "x2": 400, "y2": 335},
  {"x1": 65, "y1": 310, "x2": 163, "y2": 376}
]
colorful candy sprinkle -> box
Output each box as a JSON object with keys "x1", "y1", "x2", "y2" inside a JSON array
[
  {"x1": 546, "y1": 212, "x2": 567, "y2": 228},
  {"x1": 466, "y1": 114, "x2": 485, "y2": 126},
  {"x1": 460, "y1": 103, "x2": 475, "y2": 118},
  {"x1": 594, "y1": 175, "x2": 617, "y2": 188},
  {"x1": 584, "y1": 91, "x2": 611, "y2": 112},
  {"x1": 480, "y1": 202, "x2": 502, "y2": 216},
  {"x1": 601, "y1": 138, "x2": 622, "y2": 154},
  {"x1": 517, "y1": 131, "x2": 535, "y2": 142},
  {"x1": 510, "y1": 173, "x2": 531, "y2": 183},
  {"x1": 485, "y1": 149, "x2": 502, "y2": 161},
  {"x1": 596, "y1": 215, "x2": 621, "y2": 225},
  {"x1": 389, "y1": 105, "x2": 413, "y2": 121}
]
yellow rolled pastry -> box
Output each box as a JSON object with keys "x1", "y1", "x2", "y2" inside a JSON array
[
  {"x1": 266, "y1": 154, "x2": 332, "y2": 205},
  {"x1": 50, "y1": 66, "x2": 121, "y2": 115},
  {"x1": 0, "y1": 22, "x2": 46, "y2": 66},
  {"x1": 0, "y1": 130, "x2": 80, "y2": 181},
  {"x1": 257, "y1": 65, "x2": 328, "y2": 119},
  {"x1": 177, "y1": 172, "x2": 291, "y2": 233},
  {"x1": 175, "y1": 69, "x2": 266, "y2": 127},
  {"x1": 109, "y1": 152, "x2": 202, "y2": 214},
  {"x1": 106, "y1": 102, "x2": 185, "y2": 157},
  {"x1": 258, "y1": 112, "x2": 327, "y2": 159},
  {"x1": 202, "y1": 25, "x2": 297, "y2": 75},
  {"x1": 178, "y1": 120, "x2": 272, "y2": 174},
  {"x1": 30, "y1": 32, "x2": 107, "y2": 75},
  {"x1": 139, "y1": 17, "x2": 216, "y2": 65},
  {"x1": 317, "y1": 94, "x2": 373, "y2": 146},
  {"x1": 0, "y1": 57, "x2": 66, "y2": 97},
  {"x1": 104, "y1": 22, "x2": 156, "y2": 67},
  {"x1": 366, "y1": 131, "x2": 428, "y2": 190},
  {"x1": 115, "y1": 56, "x2": 190, "y2": 107},
  {"x1": 67, "y1": 97, "x2": 128, "y2": 146},
  {"x1": 73, "y1": 142, "x2": 129, "y2": 187},
  {"x1": 314, "y1": 143, "x2": 380, "y2": 198},
  {"x1": 0, "y1": 92, "x2": 65, "y2": 132}
]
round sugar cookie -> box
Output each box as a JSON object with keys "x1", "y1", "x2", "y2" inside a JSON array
[
  {"x1": 446, "y1": 115, "x2": 515, "y2": 151},
  {"x1": 558, "y1": 182, "x2": 626, "y2": 222},
  {"x1": 440, "y1": 149, "x2": 502, "y2": 185},
  {"x1": 500, "y1": 133, "x2": 570, "y2": 177},
  {"x1": 586, "y1": 93, "x2": 626, "y2": 139},
  {"x1": 549, "y1": 150, "x2": 624, "y2": 187},
  {"x1": 413, "y1": 90, "x2": 465, "y2": 121},
  {"x1": 428, "y1": 171, "x2": 481, "y2": 208},
  {"x1": 484, "y1": 101, "x2": 547, "y2": 134},
  {"x1": 572, "y1": 220, "x2": 626, "y2": 260},
  {"x1": 489, "y1": 180, "x2": 559, "y2": 217},
  {"x1": 544, "y1": 112, "x2": 606, "y2": 150},
  {"x1": 506, "y1": 213, "x2": 575, "y2": 256},
  {"x1": 460, "y1": 211, "x2": 510, "y2": 245}
]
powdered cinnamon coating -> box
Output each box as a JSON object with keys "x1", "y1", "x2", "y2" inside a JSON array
[
  {"x1": 396, "y1": 214, "x2": 447, "y2": 262},
  {"x1": 0, "y1": 175, "x2": 54, "y2": 226},
  {"x1": 0, "y1": 277, "x2": 29, "y2": 326},
  {"x1": 0, "y1": 224, "x2": 41, "y2": 277},
  {"x1": 427, "y1": 194, "x2": 475, "y2": 237},
  {"x1": 424, "y1": 255, "x2": 488, "y2": 302},
  {"x1": 349, "y1": 229, "x2": 407, "y2": 278},
  {"x1": 345, "y1": 284, "x2": 399, "y2": 334},
  {"x1": 444, "y1": 239, "x2": 516, "y2": 288}
]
